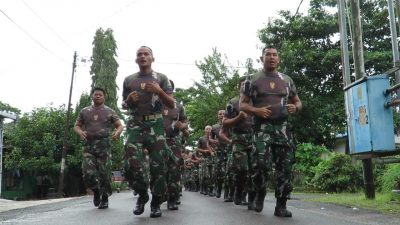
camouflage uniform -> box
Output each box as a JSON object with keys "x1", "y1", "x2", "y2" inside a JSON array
[
  {"x1": 122, "y1": 71, "x2": 173, "y2": 210},
  {"x1": 223, "y1": 143, "x2": 234, "y2": 201},
  {"x1": 190, "y1": 152, "x2": 201, "y2": 192},
  {"x1": 224, "y1": 96, "x2": 254, "y2": 205},
  {"x1": 76, "y1": 105, "x2": 120, "y2": 197},
  {"x1": 242, "y1": 70, "x2": 297, "y2": 212},
  {"x1": 211, "y1": 123, "x2": 227, "y2": 198},
  {"x1": 162, "y1": 101, "x2": 187, "y2": 208},
  {"x1": 197, "y1": 136, "x2": 213, "y2": 195}
]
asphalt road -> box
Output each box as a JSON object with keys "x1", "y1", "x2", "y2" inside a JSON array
[{"x1": 1, "y1": 191, "x2": 399, "y2": 225}]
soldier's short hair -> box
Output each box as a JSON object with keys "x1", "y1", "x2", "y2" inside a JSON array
[
  {"x1": 139, "y1": 46, "x2": 153, "y2": 56},
  {"x1": 91, "y1": 87, "x2": 106, "y2": 96},
  {"x1": 262, "y1": 45, "x2": 277, "y2": 55},
  {"x1": 169, "y1": 80, "x2": 175, "y2": 91}
]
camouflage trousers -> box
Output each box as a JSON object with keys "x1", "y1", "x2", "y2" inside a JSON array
[
  {"x1": 214, "y1": 147, "x2": 227, "y2": 183},
  {"x1": 199, "y1": 156, "x2": 214, "y2": 190},
  {"x1": 124, "y1": 117, "x2": 169, "y2": 198},
  {"x1": 82, "y1": 137, "x2": 112, "y2": 196},
  {"x1": 252, "y1": 122, "x2": 293, "y2": 198},
  {"x1": 231, "y1": 133, "x2": 253, "y2": 192},
  {"x1": 165, "y1": 136, "x2": 183, "y2": 199},
  {"x1": 224, "y1": 148, "x2": 234, "y2": 194},
  {"x1": 189, "y1": 166, "x2": 199, "y2": 191}
]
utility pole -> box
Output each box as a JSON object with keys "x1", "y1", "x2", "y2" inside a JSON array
[
  {"x1": 349, "y1": 0, "x2": 375, "y2": 199},
  {"x1": 338, "y1": 0, "x2": 351, "y2": 86},
  {"x1": 388, "y1": 0, "x2": 400, "y2": 96},
  {"x1": 396, "y1": 0, "x2": 400, "y2": 43},
  {"x1": 58, "y1": 51, "x2": 77, "y2": 197}
]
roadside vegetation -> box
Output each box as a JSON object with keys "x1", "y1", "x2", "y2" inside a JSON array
[{"x1": 305, "y1": 192, "x2": 400, "y2": 215}]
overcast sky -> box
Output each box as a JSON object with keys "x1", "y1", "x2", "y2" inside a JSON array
[{"x1": 0, "y1": 0, "x2": 309, "y2": 113}]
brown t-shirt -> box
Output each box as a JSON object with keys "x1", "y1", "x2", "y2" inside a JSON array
[
  {"x1": 162, "y1": 101, "x2": 187, "y2": 137},
  {"x1": 76, "y1": 105, "x2": 120, "y2": 139},
  {"x1": 122, "y1": 71, "x2": 172, "y2": 116},
  {"x1": 225, "y1": 96, "x2": 253, "y2": 134},
  {"x1": 242, "y1": 70, "x2": 297, "y2": 123}
]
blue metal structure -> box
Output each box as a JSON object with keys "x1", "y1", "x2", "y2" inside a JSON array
[{"x1": 345, "y1": 74, "x2": 395, "y2": 155}]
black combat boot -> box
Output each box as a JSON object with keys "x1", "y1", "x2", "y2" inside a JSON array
[
  {"x1": 176, "y1": 195, "x2": 181, "y2": 205},
  {"x1": 247, "y1": 191, "x2": 256, "y2": 210},
  {"x1": 150, "y1": 196, "x2": 162, "y2": 218},
  {"x1": 92, "y1": 188, "x2": 100, "y2": 207},
  {"x1": 254, "y1": 189, "x2": 266, "y2": 212},
  {"x1": 98, "y1": 194, "x2": 109, "y2": 209},
  {"x1": 241, "y1": 191, "x2": 248, "y2": 205},
  {"x1": 274, "y1": 197, "x2": 292, "y2": 217},
  {"x1": 133, "y1": 191, "x2": 149, "y2": 215},
  {"x1": 200, "y1": 183, "x2": 204, "y2": 194},
  {"x1": 233, "y1": 187, "x2": 243, "y2": 205},
  {"x1": 208, "y1": 187, "x2": 215, "y2": 197},
  {"x1": 216, "y1": 182, "x2": 222, "y2": 198},
  {"x1": 224, "y1": 186, "x2": 234, "y2": 202},
  {"x1": 167, "y1": 196, "x2": 179, "y2": 210}
]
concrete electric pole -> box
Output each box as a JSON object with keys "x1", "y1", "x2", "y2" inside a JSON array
[{"x1": 57, "y1": 51, "x2": 77, "y2": 197}]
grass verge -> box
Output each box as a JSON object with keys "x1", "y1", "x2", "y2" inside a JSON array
[{"x1": 303, "y1": 192, "x2": 400, "y2": 216}]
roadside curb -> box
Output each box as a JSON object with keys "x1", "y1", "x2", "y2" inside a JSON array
[{"x1": 0, "y1": 197, "x2": 79, "y2": 213}]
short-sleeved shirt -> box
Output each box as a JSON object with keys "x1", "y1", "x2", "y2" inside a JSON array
[
  {"x1": 122, "y1": 71, "x2": 172, "y2": 116},
  {"x1": 197, "y1": 136, "x2": 209, "y2": 157},
  {"x1": 76, "y1": 105, "x2": 120, "y2": 139},
  {"x1": 225, "y1": 96, "x2": 253, "y2": 134},
  {"x1": 242, "y1": 70, "x2": 297, "y2": 123},
  {"x1": 162, "y1": 101, "x2": 187, "y2": 137},
  {"x1": 211, "y1": 123, "x2": 222, "y2": 141}
]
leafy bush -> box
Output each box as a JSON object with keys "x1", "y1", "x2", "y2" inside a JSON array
[
  {"x1": 111, "y1": 181, "x2": 129, "y2": 192},
  {"x1": 311, "y1": 153, "x2": 363, "y2": 192},
  {"x1": 293, "y1": 143, "x2": 329, "y2": 184},
  {"x1": 378, "y1": 164, "x2": 400, "y2": 192}
]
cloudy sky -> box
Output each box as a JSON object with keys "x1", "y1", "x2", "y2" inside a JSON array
[{"x1": 1, "y1": 0, "x2": 309, "y2": 113}]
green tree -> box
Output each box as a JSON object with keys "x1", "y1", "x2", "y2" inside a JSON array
[
  {"x1": 4, "y1": 106, "x2": 81, "y2": 174},
  {"x1": 0, "y1": 101, "x2": 21, "y2": 115},
  {"x1": 89, "y1": 27, "x2": 124, "y2": 170},
  {"x1": 90, "y1": 27, "x2": 120, "y2": 115},
  {"x1": 182, "y1": 48, "x2": 241, "y2": 139},
  {"x1": 257, "y1": 0, "x2": 392, "y2": 147}
]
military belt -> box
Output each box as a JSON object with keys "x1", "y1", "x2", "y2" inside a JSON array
[{"x1": 143, "y1": 113, "x2": 162, "y2": 121}]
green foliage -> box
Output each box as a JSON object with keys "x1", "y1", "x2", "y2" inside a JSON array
[
  {"x1": 378, "y1": 164, "x2": 400, "y2": 193},
  {"x1": 110, "y1": 138, "x2": 125, "y2": 171},
  {"x1": 74, "y1": 92, "x2": 92, "y2": 116},
  {"x1": 311, "y1": 153, "x2": 363, "y2": 192},
  {"x1": 0, "y1": 101, "x2": 21, "y2": 115},
  {"x1": 4, "y1": 106, "x2": 80, "y2": 173},
  {"x1": 178, "y1": 48, "x2": 241, "y2": 139},
  {"x1": 306, "y1": 192, "x2": 400, "y2": 215},
  {"x1": 111, "y1": 181, "x2": 129, "y2": 192},
  {"x1": 90, "y1": 27, "x2": 120, "y2": 116},
  {"x1": 293, "y1": 143, "x2": 329, "y2": 183},
  {"x1": 256, "y1": 0, "x2": 393, "y2": 147}
]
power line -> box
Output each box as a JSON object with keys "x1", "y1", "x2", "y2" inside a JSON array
[
  {"x1": 21, "y1": 0, "x2": 74, "y2": 51},
  {"x1": 117, "y1": 57, "x2": 250, "y2": 69},
  {"x1": 78, "y1": 0, "x2": 139, "y2": 35},
  {"x1": 0, "y1": 8, "x2": 68, "y2": 63}
]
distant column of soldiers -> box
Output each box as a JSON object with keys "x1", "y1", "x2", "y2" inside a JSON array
[{"x1": 181, "y1": 45, "x2": 302, "y2": 218}]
